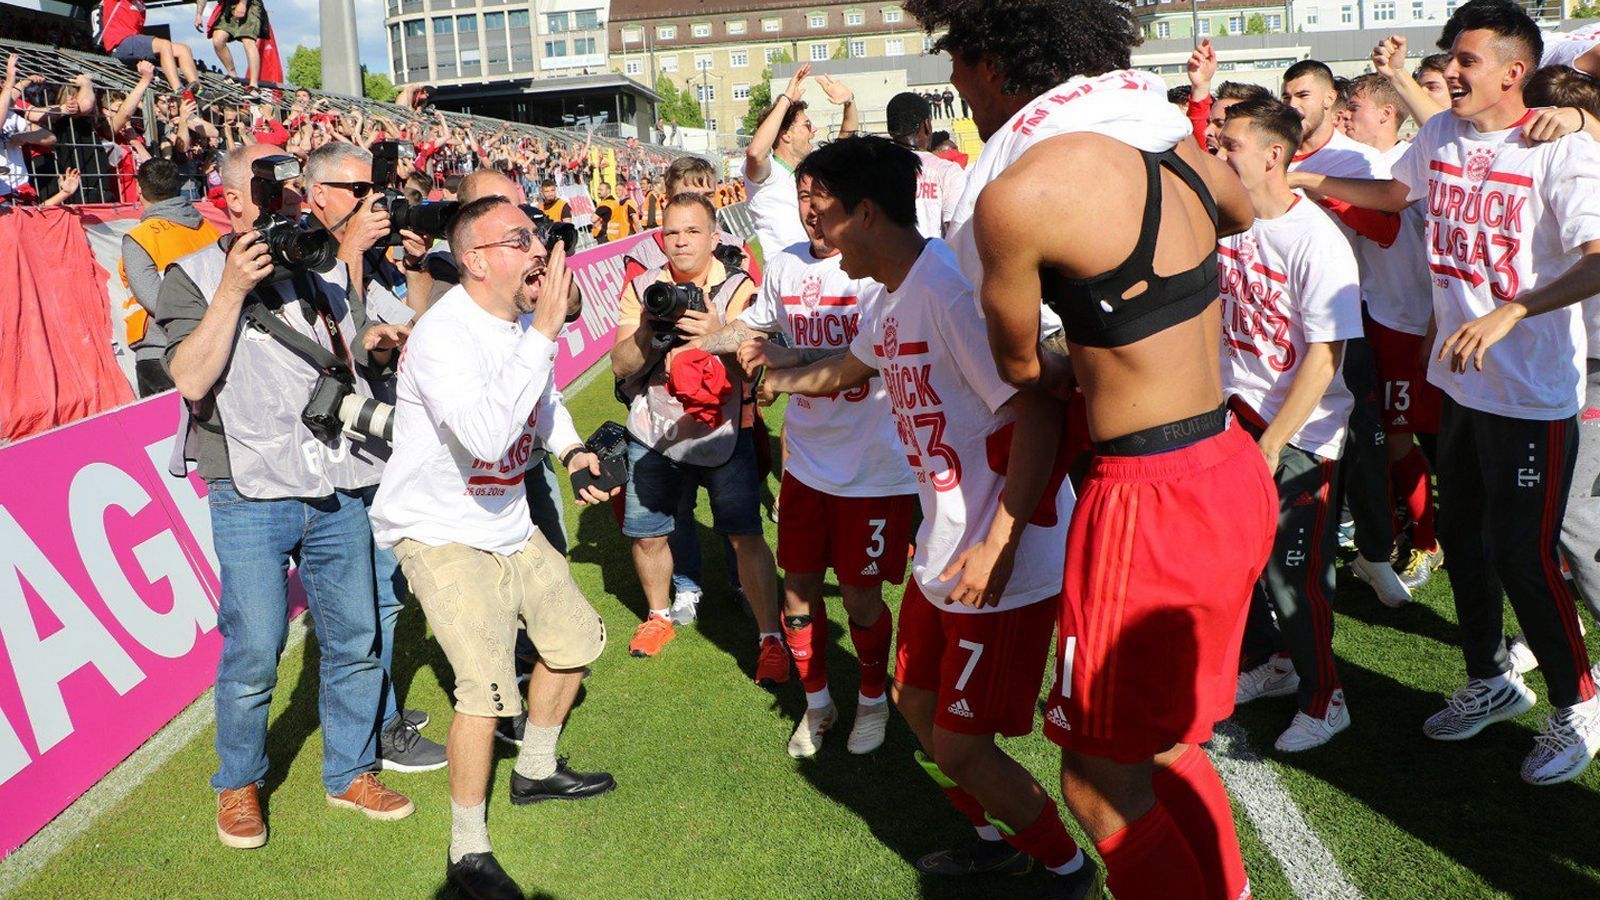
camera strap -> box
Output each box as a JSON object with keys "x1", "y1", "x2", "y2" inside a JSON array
[{"x1": 243, "y1": 278, "x2": 353, "y2": 382}]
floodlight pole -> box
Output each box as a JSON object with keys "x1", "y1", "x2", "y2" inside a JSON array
[{"x1": 322, "y1": 0, "x2": 362, "y2": 96}]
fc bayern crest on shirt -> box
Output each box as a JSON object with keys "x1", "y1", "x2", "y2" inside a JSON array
[
  {"x1": 883, "y1": 318, "x2": 900, "y2": 359},
  {"x1": 1464, "y1": 147, "x2": 1496, "y2": 184},
  {"x1": 800, "y1": 274, "x2": 823, "y2": 310}
]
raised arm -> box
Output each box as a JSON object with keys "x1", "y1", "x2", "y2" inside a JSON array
[
  {"x1": 816, "y1": 73, "x2": 857, "y2": 139},
  {"x1": 1374, "y1": 36, "x2": 1445, "y2": 127},
  {"x1": 745, "y1": 63, "x2": 810, "y2": 183}
]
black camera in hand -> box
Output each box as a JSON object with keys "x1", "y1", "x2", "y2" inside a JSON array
[
  {"x1": 219, "y1": 155, "x2": 337, "y2": 284},
  {"x1": 642, "y1": 281, "x2": 707, "y2": 348},
  {"x1": 303, "y1": 373, "x2": 396, "y2": 445},
  {"x1": 570, "y1": 421, "x2": 629, "y2": 496}
]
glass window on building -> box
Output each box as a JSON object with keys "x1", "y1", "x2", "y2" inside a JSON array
[
  {"x1": 696, "y1": 83, "x2": 715, "y2": 102},
  {"x1": 622, "y1": 27, "x2": 643, "y2": 44},
  {"x1": 661, "y1": 54, "x2": 679, "y2": 72},
  {"x1": 545, "y1": 40, "x2": 566, "y2": 56},
  {"x1": 658, "y1": 24, "x2": 676, "y2": 39},
  {"x1": 574, "y1": 37, "x2": 596, "y2": 54},
  {"x1": 693, "y1": 23, "x2": 711, "y2": 37},
  {"x1": 922, "y1": 34, "x2": 934, "y2": 52},
  {"x1": 1341, "y1": 6, "x2": 1354, "y2": 22},
  {"x1": 575, "y1": 9, "x2": 598, "y2": 28},
  {"x1": 727, "y1": 19, "x2": 747, "y2": 34},
  {"x1": 1374, "y1": 1, "x2": 1395, "y2": 20},
  {"x1": 849, "y1": 39, "x2": 865, "y2": 57},
  {"x1": 883, "y1": 7, "x2": 902, "y2": 23},
  {"x1": 766, "y1": 46, "x2": 785, "y2": 62},
  {"x1": 733, "y1": 82, "x2": 750, "y2": 99},
  {"x1": 387, "y1": 0, "x2": 398, "y2": 15},
  {"x1": 1304, "y1": 9, "x2": 1317, "y2": 23},
  {"x1": 695, "y1": 52, "x2": 713, "y2": 70},
  {"x1": 1226, "y1": 14, "x2": 1243, "y2": 33},
  {"x1": 845, "y1": 9, "x2": 864, "y2": 25},
  {"x1": 547, "y1": 12, "x2": 567, "y2": 32},
  {"x1": 1198, "y1": 16, "x2": 1210, "y2": 34},
  {"x1": 434, "y1": 16, "x2": 453, "y2": 34},
  {"x1": 885, "y1": 37, "x2": 903, "y2": 55},
  {"x1": 1156, "y1": 20, "x2": 1170, "y2": 37},
  {"x1": 484, "y1": 11, "x2": 504, "y2": 29},
  {"x1": 763, "y1": 18, "x2": 781, "y2": 32},
  {"x1": 1265, "y1": 13, "x2": 1281, "y2": 28},
  {"x1": 730, "y1": 50, "x2": 748, "y2": 67},
  {"x1": 810, "y1": 42, "x2": 829, "y2": 60},
  {"x1": 508, "y1": 9, "x2": 528, "y2": 28},
  {"x1": 456, "y1": 14, "x2": 476, "y2": 32},
  {"x1": 809, "y1": 12, "x2": 827, "y2": 28},
  {"x1": 404, "y1": 19, "x2": 426, "y2": 38},
  {"x1": 1412, "y1": 0, "x2": 1425, "y2": 16},
  {"x1": 625, "y1": 58, "x2": 642, "y2": 75},
  {"x1": 707, "y1": 118, "x2": 718, "y2": 131}
]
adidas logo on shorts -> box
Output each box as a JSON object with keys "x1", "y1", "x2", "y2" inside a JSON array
[
  {"x1": 861, "y1": 561, "x2": 879, "y2": 576},
  {"x1": 946, "y1": 698, "x2": 975, "y2": 718},
  {"x1": 1046, "y1": 706, "x2": 1072, "y2": 732}
]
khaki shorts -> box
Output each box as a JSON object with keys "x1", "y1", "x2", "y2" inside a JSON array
[
  {"x1": 213, "y1": 0, "x2": 265, "y2": 41},
  {"x1": 394, "y1": 533, "x2": 605, "y2": 718}
]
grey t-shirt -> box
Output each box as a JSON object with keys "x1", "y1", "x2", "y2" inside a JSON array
[{"x1": 157, "y1": 256, "x2": 383, "y2": 482}]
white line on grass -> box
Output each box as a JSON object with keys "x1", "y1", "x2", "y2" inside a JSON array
[
  {"x1": 0, "y1": 618, "x2": 310, "y2": 897},
  {"x1": 1209, "y1": 721, "x2": 1364, "y2": 900},
  {"x1": 0, "y1": 355, "x2": 619, "y2": 897}
]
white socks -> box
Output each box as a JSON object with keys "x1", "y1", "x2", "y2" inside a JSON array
[
  {"x1": 974, "y1": 824, "x2": 1001, "y2": 842},
  {"x1": 806, "y1": 687, "x2": 833, "y2": 710},
  {"x1": 448, "y1": 800, "x2": 490, "y2": 863},
  {"x1": 514, "y1": 724, "x2": 562, "y2": 780},
  {"x1": 1048, "y1": 848, "x2": 1086, "y2": 875}
]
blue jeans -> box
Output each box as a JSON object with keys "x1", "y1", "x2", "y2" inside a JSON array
[
  {"x1": 527, "y1": 453, "x2": 569, "y2": 555},
  {"x1": 208, "y1": 480, "x2": 383, "y2": 796},
  {"x1": 359, "y1": 487, "x2": 406, "y2": 729}
]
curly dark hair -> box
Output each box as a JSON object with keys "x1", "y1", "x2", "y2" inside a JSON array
[{"x1": 903, "y1": 0, "x2": 1141, "y2": 97}]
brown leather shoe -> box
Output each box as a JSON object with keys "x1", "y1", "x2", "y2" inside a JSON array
[
  {"x1": 326, "y1": 772, "x2": 415, "y2": 821},
  {"x1": 216, "y1": 784, "x2": 268, "y2": 849}
]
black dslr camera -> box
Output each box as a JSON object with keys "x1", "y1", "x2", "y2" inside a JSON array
[
  {"x1": 371, "y1": 141, "x2": 460, "y2": 242},
  {"x1": 220, "y1": 155, "x2": 338, "y2": 284},
  {"x1": 569, "y1": 421, "x2": 629, "y2": 496},
  {"x1": 642, "y1": 281, "x2": 707, "y2": 348}
]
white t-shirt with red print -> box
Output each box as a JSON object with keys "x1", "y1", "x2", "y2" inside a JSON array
[
  {"x1": 848, "y1": 239, "x2": 1074, "y2": 613},
  {"x1": 740, "y1": 242, "x2": 914, "y2": 498},
  {"x1": 1390, "y1": 110, "x2": 1600, "y2": 420},
  {"x1": 1220, "y1": 197, "x2": 1364, "y2": 460}
]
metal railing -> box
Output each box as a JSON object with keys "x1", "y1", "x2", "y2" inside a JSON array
[{"x1": 0, "y1": 34, "x2": 691, "y2": 205}]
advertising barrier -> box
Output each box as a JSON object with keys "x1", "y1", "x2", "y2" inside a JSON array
[{"x1": 0, "y1": 227, "x2": 660, "y2": 860}]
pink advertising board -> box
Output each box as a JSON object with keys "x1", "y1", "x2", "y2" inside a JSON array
[{"x1": 0, "y1": 231, "x2": 648, "y2": 860}]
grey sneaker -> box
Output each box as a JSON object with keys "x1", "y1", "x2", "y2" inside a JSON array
[
  {"x1": 379, "y1": 716, "x2": 447, "y2": 772},
  {"x1": 1423, "y1": 674, "x2": 1536, "y2": 741}
]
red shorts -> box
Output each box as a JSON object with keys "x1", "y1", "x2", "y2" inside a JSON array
[
  {"x1": 894, "y1": 582, "x2": 1056, "y2": 737},
  {"x1": 1045, "y1": 423, "x2": 1276, "y2": 762},
  {"x1": 1365, "y1": 314, "x2": 1441, "y2": 435},
  {"x1": 777, "y1": 474, "x2": 916, "y2": 587}
]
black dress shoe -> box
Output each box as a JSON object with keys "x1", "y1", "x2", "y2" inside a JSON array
[
  {"x1": 509, "y1": 757, "x2": 616, "y2": 805},
  {"x1": 447, "y1": 850, "x2": 524, "y2": 900}
]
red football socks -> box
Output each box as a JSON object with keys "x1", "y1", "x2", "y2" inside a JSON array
[
  {"x1": 1096, "y1": 801, "x2": 1206, "y2": 900},
  {"x1": 1153, "y1": 745, "x2": 1250, "y2": 900},
  {"x1": 849, "y1": 609, "x2": 893, "y2": 701},
  {"x1": 1392, "y1": 445, "x2": 1437, "y2": 552},
  {"x1": 785, "y1": 608, "x2": 829, "y2": 693},
  {"x1": 1000, "y1": 797, "x2": 1081, "y2": 870},
  {"x1": 942, "y1": 784, "x2": 990, "y2": 828}
]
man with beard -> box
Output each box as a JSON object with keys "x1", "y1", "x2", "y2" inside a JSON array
[
  {"x1": 904, "y1": 0, "x2": 1271, "y2": 897},
  {"x1": 371, "y1": 197, "x2": 619, "y2": 897}
]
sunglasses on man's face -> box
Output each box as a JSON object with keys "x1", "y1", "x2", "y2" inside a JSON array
[
  {"x1": 322, "y1": 180, "x2": 375, "y2": 199},
  {"x1": 473, "y1": 227, "x2": 540, "y2": 254}
]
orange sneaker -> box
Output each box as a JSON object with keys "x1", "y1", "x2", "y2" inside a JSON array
[
  {"x1": 326, "y1": 772, "x2": 415, "y2": 821},
  {"x1": 629, "y1": 615, "x2": 677, "y2": 657},
  {"x1": 755, "y1": 635, "x2": 792, "y2": 686}
]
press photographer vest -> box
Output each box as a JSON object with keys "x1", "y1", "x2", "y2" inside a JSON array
[
  {"x1": 167, "y1": 244, "x2": 386, "y2": 500},
  {"x1": 624, "y1": 266, "x2": 749, "y2": 467}
]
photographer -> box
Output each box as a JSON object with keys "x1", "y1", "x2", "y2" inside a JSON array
[
  {"x1": 610, "y1": 193, "x2": 786, "y2": 679},
  {"x1": 301, "y1": 140, "x2": 447, "y2": 773},
  {"x1": 157, "y1": 143, "x2": 416, "y2": 850},
  {"x1": 369, "y1": 197, "x2": 616, "y2": 899}
]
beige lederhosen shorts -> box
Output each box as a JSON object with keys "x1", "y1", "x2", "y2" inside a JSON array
[{"x1": 394, "y1": 532, "x2": 605, "y2": 718}]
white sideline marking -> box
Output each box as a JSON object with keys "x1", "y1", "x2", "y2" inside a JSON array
[
  {"x1": 1208, "y1": 721, "x2": 1364, "y2": 900},
  {"x1": 0, "y1": 356, "x2": 618, "y2": 895},
  {"x1": 0, "y1": 618, "x2": 310, "y2": 896}
]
